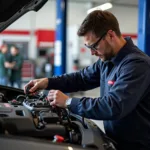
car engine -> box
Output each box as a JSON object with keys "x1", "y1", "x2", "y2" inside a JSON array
[{"x1": 0, "y1": 86, "x2": 116, "y2": 150}]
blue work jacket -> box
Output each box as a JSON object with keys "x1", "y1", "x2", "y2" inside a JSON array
[{"x1": 47, "y1": 37, "x2": 150, "y2": 150}]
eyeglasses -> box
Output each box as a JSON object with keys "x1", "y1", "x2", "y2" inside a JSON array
[{"x1": 85, "y1": 32, "x2": 107, "y2": 51}]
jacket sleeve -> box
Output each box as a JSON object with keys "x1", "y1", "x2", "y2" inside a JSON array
[
  {"x1": 69, "y1": 59, "x2": 150, "y2": 120},
  {"x1": 46, "y1": 59, "x2": 101, "y2": 93}
]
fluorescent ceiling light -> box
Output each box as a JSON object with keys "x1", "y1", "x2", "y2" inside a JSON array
[{"x1": 87, "y1": 2, "x2": 113, "y2": 14}]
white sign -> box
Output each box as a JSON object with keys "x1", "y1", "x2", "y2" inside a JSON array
[{"x1": 54, "y1": 40, "x2": 62, "y2": 66}]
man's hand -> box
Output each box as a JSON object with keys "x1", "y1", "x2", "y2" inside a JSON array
[
  {"x1": 24, "y1": 78, "x2": 48, "y2": 94},
  {"x1": 47, "y1": 90, "x2": 69, "y2": 108}
]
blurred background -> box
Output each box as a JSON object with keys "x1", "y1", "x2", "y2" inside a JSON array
[{"x1": 0, "y1": 0, "x2": 138, "y2": 88}]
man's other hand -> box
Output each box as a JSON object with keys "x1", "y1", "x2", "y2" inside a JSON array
[{"x1": 47, "y1": 90, "x2": 69, "y2": 108}]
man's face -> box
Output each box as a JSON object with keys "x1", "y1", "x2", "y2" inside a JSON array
[
  {"x1": 1, "y1": 45, "x2": 8, "y2": 54},
  {"x1": 10, "y1": 47, "x2": 18, "y2": 56},
  {"x1": 84, "y1": 31, "x2": 115, "y2": 61}
]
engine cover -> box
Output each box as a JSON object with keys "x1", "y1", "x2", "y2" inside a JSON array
[{"x1": 0, "y1": 102, "x2": 66, "y2": 137}]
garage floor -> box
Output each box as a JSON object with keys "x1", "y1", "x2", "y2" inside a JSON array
[{"x1": 70, "y1": 87, "x2": 105, "y2": 132}]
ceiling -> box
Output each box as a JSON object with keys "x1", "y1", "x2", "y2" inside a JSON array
[{"x1": 70, "y1": 0, "x2": 138, "y2": 7}]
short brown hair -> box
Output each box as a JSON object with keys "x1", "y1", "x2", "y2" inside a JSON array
[{"x1": 77, "y1": 10, "x2": 121, "y2": 38}]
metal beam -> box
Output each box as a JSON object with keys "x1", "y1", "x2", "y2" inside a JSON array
[
  {"x1": 138, "y1": 0, "x2": 150, "y2": 55},
  {"x1": 54, "y1": 0, "x2": 68, "y2": 75}
]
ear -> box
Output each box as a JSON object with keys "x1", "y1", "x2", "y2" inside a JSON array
[{"x1": 107, "y1": 30, "x2": 115, "y2": 40}]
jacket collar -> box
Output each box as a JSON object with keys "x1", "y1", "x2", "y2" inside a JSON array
[{"x1": 109, "y1": 36, "x2": 135, "y2": 65}]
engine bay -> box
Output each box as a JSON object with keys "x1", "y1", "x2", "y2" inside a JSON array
[{"x1": 0, "y1": 86, "x2": 116, "y2": 150}]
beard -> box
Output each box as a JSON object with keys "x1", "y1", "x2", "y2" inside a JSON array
[{"x1": 101, "y1": 41, "x2": 115, "y2": 61}]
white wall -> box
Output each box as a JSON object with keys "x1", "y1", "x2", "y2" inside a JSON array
[
  {"x1": 7, "y1": 11, "x2": 34, "y2": 30},
  {"x1": 110, "y1": 5, "x2": 138, "y2": 33},
  {"x1": 7, "y1": 1, "x2": 138, "y2": 33}
]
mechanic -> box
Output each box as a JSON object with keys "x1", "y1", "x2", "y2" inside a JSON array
[{"x1": 24, "y1": 10, "x2": 150, "y2": 150}]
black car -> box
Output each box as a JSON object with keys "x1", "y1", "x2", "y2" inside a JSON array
[{"x1": 0, "y1": 1, "x2": 116, "y2": 150}]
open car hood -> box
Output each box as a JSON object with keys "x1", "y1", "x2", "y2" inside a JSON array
[{"x1": 0, "y1": 0, "x2": 48, "y2": 32}]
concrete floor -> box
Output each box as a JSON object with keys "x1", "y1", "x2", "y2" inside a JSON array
[{"x1": 69, "y1": 87, "x2": 105, "y2": 133}]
